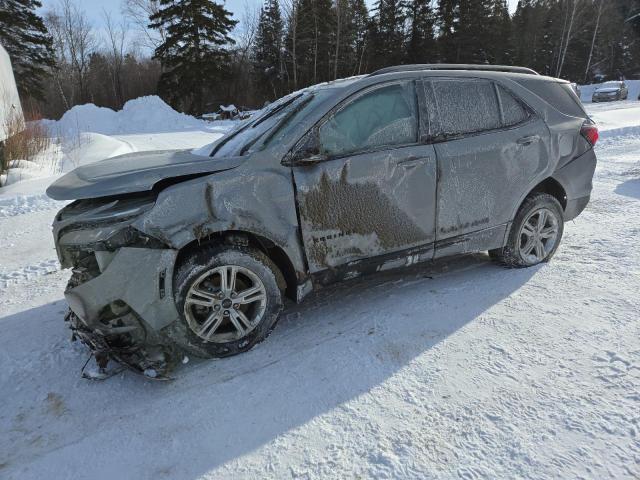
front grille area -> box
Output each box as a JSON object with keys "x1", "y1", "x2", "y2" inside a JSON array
[{"x1": 66, "y1": 251, "x2": 101, "y2": 288}]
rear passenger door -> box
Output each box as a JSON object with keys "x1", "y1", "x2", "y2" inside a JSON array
[{"x1": 423, "y1": 77, "x2": 550, "y2": 257}]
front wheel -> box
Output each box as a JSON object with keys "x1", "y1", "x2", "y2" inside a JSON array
[
  {"x1": 490, "y1": 193, "x2": 564, "y2": 267},
  {"x1": 169, "y1": 245, "x2": 284, "y2": 358}
]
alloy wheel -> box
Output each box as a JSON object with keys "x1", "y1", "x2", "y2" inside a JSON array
[
  {"x1": 518, "y1": 208, "x2": 560, "y2": 265},
  {"x1": 184, "y1": 265, "x2": 267, "y2": 343}
]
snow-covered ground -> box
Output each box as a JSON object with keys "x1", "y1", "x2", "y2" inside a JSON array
[{"x1": 0, "y1": 96, "x2": 639, "y2": 479}]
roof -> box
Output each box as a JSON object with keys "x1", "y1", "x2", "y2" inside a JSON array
[{"x1": 368, "y1": 64, "x2": 539, "y2": 77}]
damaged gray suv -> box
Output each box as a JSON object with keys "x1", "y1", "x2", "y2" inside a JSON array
[{"x1": 47, "y1": 65, "x2": 598, "y2": 377}]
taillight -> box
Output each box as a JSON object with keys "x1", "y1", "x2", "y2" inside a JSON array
[{"x1": 581, "y1": 123, "x2": 599, "y2": 146}]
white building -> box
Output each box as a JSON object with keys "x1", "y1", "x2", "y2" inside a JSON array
[{"x1": 0, "y1": 43, "x2": 23, "y2": 143}]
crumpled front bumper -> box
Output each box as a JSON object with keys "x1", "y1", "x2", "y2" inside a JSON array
[
  {"x1": 65, "y1": 247, "x2": 179, "y2": 331},
  {"x1": 52, "y1": 197, "x2": 185, "y2": 376},
  {"x1": 63, "y1": 247, "x2": 181, "y2": 376}
]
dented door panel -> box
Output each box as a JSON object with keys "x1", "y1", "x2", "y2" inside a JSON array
[
  {"x1": 293, "y1": 146, "x2": 437, "y2": 272},
  {"x1": 434, "y1": 118, "x2": 550, "y2": 241},
  {"x1": 423, "y1": 77, "x2": 552, "y2": 244}
]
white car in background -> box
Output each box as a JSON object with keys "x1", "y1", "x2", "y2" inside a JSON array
[{"x1": 592, "y1": 81, "x2": 629, "y2": 102}]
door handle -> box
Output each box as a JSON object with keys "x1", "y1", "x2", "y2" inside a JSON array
[
  {"x1": 399, "y1": 156, "x2": 429, "y2": 169},
  {"x1": 517, "y1": 135, "x2": 539, "y2": 146}
]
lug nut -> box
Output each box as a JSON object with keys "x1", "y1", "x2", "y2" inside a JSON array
[
  {"x1": 231, "y1": 292, "x2": 237, "y2": 298},
  {"x1": 214, "y1": 305, "x2": 220, "y2": 311},
  {"x1": 224, "y1": 310, "x2": 229, "y2": 316},
  {"x1": 233, "y1": 304, "x2": 239, "y2": 309}
]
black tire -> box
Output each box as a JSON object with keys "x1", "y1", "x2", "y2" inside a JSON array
[
  {"x1": 168, "y1": 245, "x2": 284, "y2": 358},
  {"x1": 490, "y1": 192, "x2": 564, "y2": 268}
]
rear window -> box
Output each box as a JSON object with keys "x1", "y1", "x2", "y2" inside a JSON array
[
  {"x1": 431, "y1": 78, "x2": 501, "y2": 136},
  {"x1": 496, "y1": 85, "x2": 529, "y2": 126},
  {"x1": 516, "y1": 79, "x2": 587, "y2": 118}
]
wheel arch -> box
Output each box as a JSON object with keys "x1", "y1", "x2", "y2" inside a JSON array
[
  {"x1": 516, "y1": 177, "x2": 567, "y2": 217},
  {"x1": 175, "y1": 229, "x2": 301, "y2": 302}
]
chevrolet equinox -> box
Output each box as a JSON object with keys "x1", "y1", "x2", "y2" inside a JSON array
[{"x1": 47, "y1": 64, "x2": 598, "y2": 377}]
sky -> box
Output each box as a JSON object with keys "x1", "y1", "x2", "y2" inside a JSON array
[{"x1": 39, "y1": 0, "x2": 521, "y2": 32}]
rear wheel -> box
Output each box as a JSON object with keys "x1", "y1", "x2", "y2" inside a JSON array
[
  {"x1": 169, "y1": 246, "x2": 284, "y2": 358},
  {"x1": 490, "y1": 193, "x2": 564, "y2": 268}
]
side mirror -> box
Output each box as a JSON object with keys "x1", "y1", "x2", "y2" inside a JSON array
[{"x1": 282, "y1": 131, "x2": 327, "y2": 166}]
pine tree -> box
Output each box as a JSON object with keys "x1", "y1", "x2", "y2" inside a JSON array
[
  {"x1": 406, "y1": 0, "x2": 436, "y2": 63},
  {"x1": 455, "y1": 0, "x2": 494, "y2": 63},
  {"x1": 436, "y1": 0, "x2": 458, "y2": 62},
  {"x1": 290, "y1": 0, "x2": 335, "y2": 86},
  {"x1": 0, "y1": 0, "x2": 54, "y2": 100},
  {"x1": 349, "y1": 0, "x2": 370, "y2": 75},
  {"x1": 150, "y1": 0, "x2": 237, "y2": 115},
  {"x1": 373, "y1": 0, "x2": 405, "y2": 68},
  {"x1": 331, "y1": 0, "x2": 369, "y2": 78},
  {"x1": 511, "y1": 0, "x2": 538, "y2": 67},
  {"x1": 254, "y1": 0, "x2": 284, "y2": 100},
  {"x1": 486, "y1": 0, "x2": 512, "y2": 64}
]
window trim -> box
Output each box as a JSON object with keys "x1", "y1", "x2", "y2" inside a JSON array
[
  {"x1": 421, "y1": 77, "x2": 535, "y2": 144},
  {"x1": 494, "y1": 82, "x2": 532, "y2": 128},
  {"x1": 290, "y1": 79, "x2": 421, "y2": 163}
]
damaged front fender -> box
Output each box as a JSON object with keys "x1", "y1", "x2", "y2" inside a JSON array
[{"x1": 132, "y1": 154, "x2": 309, "y2": 293}]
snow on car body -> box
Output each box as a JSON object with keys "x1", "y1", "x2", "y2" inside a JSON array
[{"x1": 46, "y1": 65, "x2": 598, "y2": 377}]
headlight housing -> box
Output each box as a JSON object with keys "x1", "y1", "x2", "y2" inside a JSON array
[
  {"x1": 57, "y1": 194, "x2": 156, "y2": 226},
  {"x1": 53, "y1": 194, "x2": 164, "y2": 268}
]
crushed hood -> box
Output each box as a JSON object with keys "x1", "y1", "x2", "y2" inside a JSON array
[{"x1": 46, "y1": 150, "x2": 244, "y2": 200}]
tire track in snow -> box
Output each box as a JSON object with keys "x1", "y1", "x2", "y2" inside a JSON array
[{"x1": 0, "y1": 259, "x2": 61, "y2": 289}]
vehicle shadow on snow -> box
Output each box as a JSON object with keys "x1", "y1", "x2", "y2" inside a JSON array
[
  {"x1": 0, "y1": 254, "x2": 539, "y2": 478},
  {"x1": 614, "y1": 178, "x2": 640, "y2": 200}
]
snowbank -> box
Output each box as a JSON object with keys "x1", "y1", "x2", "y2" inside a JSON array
[
  {"x1": 44, "y1": 96, "x2": 210, "y2": 138},
  {"x1": 586, "y1": 103, "x2": 640, "y2": 138}
]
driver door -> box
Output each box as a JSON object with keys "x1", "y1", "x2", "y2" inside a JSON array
[{"x1": 290, "y1": 81, "x2": 438, "y2": 273}]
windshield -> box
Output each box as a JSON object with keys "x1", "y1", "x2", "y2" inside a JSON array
[
  {"x1": 209, "y1": 93, "x2": 303, "y2": 158},
  {"x1": 601, "y1": 82, "x2": 622, "y2": 88},
  {"x1": 206, "y1": 89, "x2": 332, "y2": 158}
]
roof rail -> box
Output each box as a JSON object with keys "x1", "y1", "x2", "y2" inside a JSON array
[{"x1": 368, "y1": 64, "x2": 540, "y2": 77}]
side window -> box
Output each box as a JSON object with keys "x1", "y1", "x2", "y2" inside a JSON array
[
  {"x1": 318, "y1": 82, "x2": 417, "y2": 157},
  {"x1": 496, "y1": 85, "x2": 529, "y2": 126},
  {"x1": 432, "y1": 79, "x2": 501, "y2": 136}
]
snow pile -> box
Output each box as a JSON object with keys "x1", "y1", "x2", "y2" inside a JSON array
[
  {"x1": 44, "y1": 96, "x2": 209, "y2": 138},
  {"x1": 578, "y1": 79, "x2": 640, "y2": 103},
  {"x1": 588, "y1": 103, "x2": 640, "y2": 139}
]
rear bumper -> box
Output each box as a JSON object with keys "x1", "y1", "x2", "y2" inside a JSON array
[
  {"x1": 564, "y1": 195, "x2": 590, "y2": 221},
  {"x1": 553, "y1": 148, "x2": 597, "y2": 221}
]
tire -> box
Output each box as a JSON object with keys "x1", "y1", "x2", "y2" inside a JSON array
[
  {"x1": 490, "y1": 192, "x2": 564, "y2": 268},
  {"x1": 168, "y1": 245, "x2": 284, "y2": 358}
]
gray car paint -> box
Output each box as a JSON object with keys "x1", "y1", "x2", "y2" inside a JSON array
[
  {"x1": 46, "y1": 149, "x2": 245, "y2": 200},
  {"x1": 48, "y1": 68, "x2": 597, "y2": 362}
]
